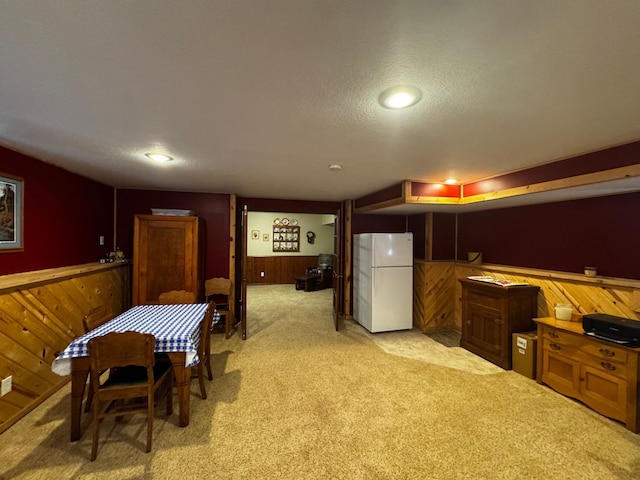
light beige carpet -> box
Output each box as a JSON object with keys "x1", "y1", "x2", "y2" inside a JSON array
[{"x1": 1, "y1": 284, "x2": 639, "y2": 479}]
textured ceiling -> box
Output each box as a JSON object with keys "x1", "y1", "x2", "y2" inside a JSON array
[{"x1": 1, "y1": 1, "x2": 640, "y2": 207}]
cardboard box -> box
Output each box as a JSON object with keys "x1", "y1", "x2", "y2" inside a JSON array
[{"x1": 512, "y1": 331, "x2": 537, "y2": 379}]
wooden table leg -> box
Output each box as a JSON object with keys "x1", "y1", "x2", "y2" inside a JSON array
[
  {"x1": 70, "y1": 357, "x2": 90, "y2": 442},
  {"x1": 167, "y1": 352, "x2": 191, "y2": 427}
]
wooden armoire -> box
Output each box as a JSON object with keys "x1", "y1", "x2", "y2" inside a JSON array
[{"x1": 132, "y1": 215, "x2": 204, "y2": 305}]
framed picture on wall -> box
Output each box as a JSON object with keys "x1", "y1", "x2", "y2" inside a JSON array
[
  {"x1": 251, "y1": 230, "x2": 259, "y2": 240},
  {"x1": 0, "y1": 173, "x2": 23, "y2": 252},
  {"x1": 263, "y1": 234, "x2": 269, "y2": 241}
]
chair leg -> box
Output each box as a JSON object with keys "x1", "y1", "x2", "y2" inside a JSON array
[
  {"x1": 197, "y1": 364, "x2": 207, "y2": 399},
  {"x1": 205, "y1": 356, "x2": 213, "y2": 381},
  {"x1": 146, "y1": 396, "x2": 153, "y2": 453},
  {"x1": 91, "y1": 399, "x2": 100, "y2": 461},
  {"x1": 224, "y1": 312, "x2": 231, "y2": 339},
  {"x1": 205, "y1": 334, "x2": 213, "y2": 381},
  {"x1": 84, "y1": 377, "x2": 94, "y2": 413}
]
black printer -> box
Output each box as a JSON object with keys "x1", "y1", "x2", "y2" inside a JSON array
[{"x1": 582, "y1": 313, "x2": 640, "y2": 348}]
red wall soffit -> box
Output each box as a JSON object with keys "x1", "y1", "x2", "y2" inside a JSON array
[
  {"x1": 410, "y1": 182, "x2": 460, "y2": 198},
  {"x1": 355, "y1": 141, "x2": 640, "y2": 205},
  {"x1": 463, "y1": 141, "x2": 640, "y2": 197}
]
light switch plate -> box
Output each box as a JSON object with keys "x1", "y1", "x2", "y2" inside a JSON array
[{"x1": 1, "y1": 376, "x2": 12, "y2": 396}]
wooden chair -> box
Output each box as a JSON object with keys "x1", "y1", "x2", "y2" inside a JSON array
[
  {"x1": 155, "y1": 301, "x2": 215, "y2": 399},
  {"x1": 87, "y1": 331, "x2": 173, "y2": 461},
  {"x1": 192, "y1": 301, "x2": 215, "y2": 399},
  {"x1": 82, "y1": 304, "x2": 114, "y2": 332},
  {"x1": 204, "y1": 278, "x2": 233, "y2": 338},
  {"x1": 158, "y1": 290, "x2": 196, "y2": 304},
  {"x1": 82, "y1": 305, "x2": 115, "y2": 413}
]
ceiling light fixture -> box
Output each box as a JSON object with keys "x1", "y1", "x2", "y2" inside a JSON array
[
  {"x1": 328, "y1": 164, "x2": 343, "y2": 171},
  {"x1": 145, "y1": 153, "x2": 173, "y2": 163},
  {"x1": 444, "y1": 178, "x2": 458, "y2": 185},
  {"x1": 378, "y1": 86, "x2": 422, "y2": 109}
]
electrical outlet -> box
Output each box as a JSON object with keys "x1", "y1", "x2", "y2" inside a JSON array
[
  {"x1": 1, "y1": 376, "x2": 12, "y2": 396},
  {"x1": 99, "y1": 235, "x2": 105, "y2": 246},
  {"x1": 260, "y1": 271, "x2": 265, "y2": 277}
]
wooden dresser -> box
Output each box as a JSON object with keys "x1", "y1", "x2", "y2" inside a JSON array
[
  {"x1": 132, "y1": 215, "x2": 204, "y2": 305},
  {"x1": 459, "y1": 278, "x2": 540, "y2": 369},
  {"x1": 534, "y1": 316, "x2": 639, "y2": 433}
]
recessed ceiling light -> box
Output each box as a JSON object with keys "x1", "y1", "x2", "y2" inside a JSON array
[
  {"x1": 328, "y1": 164, "x2": 343, "y2": 171},
  {"x1": 145, "y1": 153, "x2": 173, "y2": 162},
  {"x1": 444, "y1": 178, "x2": 458, "y2": 185},
  {"x1": 378, "y1": 86, "x2": 422, "y2": 109}
]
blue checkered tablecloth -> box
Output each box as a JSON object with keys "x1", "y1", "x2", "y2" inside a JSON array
[{"x1": 52, "y1": 303, "x2": 218, "y2": 376}]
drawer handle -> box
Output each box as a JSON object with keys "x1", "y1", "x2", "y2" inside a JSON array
[
  {"x1": 599, "y1": 348, "x2": 615, "y2": 357},
  {"x1": 600, "y1": 362, "x2": 616, "y2": 371},
  {"x1": 550, "y1": 343, "x2": 561, "y2": 351},
  {"x1": 549, "y1": 332, "x2": 559, "y2": 339}
]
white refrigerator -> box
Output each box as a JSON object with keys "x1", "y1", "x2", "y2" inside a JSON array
[{"x1": 353, "y1": 233, "x2": 413, "y2": 333}]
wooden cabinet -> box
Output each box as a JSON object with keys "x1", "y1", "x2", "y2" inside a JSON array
[
  {"x1": 459, "y1": 278, "x2": 539, "y2": 369},
  {"x1": 535, "y1": 317, "x2": 639, "y2": 433},
  {"x1": 132, "y1": 215, "x2": 204, "y2": 305}
]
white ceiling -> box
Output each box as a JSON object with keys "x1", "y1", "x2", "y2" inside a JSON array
[{"x1": 1, "y1": 1, "x2": 640, "y2": 209}]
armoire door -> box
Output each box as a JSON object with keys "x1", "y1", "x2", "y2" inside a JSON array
[{"x1": 133, "y1": 215, "x2": 203, "y2": 305}]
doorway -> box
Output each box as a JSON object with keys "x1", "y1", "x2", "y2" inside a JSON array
[{"x1": 237, "y1": 205, "x2": 348, "y2": 338}]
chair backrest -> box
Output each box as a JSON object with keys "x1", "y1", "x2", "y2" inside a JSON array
[
  {"x1": 204, "y1": 278, "x2": 231, "y2": 297},
  {"x1": 158, "y1": 290, "x2": 196, "y2": 304},
  {"x1": 87, "y1": 331, "x2": 156, "y2": 373},
  {"x1": 82, "y1": 304, "x2": 114, "y2": 333}
]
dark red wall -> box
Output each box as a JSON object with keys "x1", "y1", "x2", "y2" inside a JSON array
[
  {"x1": 456, "y1": 192, "x2": 640, "y2": 279},
  {"x1": 352, "y1": 213, "x2": 407, "y2": 234},
  {"x1": 0, "y1": 147, "x2": 113, "y2": 275},
  {"x1": 432, "y1": 213, "x2": 457, "y2": 260},
  {"x1": 238, "y1": 197, "x2": 340, "y2": 214},
  {"x1": 115, "y1": 190, "x2": 230, "y2": 279},
  {"x1": 407, "y1": 214, "x2": 426, "y2": 260}
]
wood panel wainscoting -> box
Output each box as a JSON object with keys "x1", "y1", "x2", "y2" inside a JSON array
[
  {"x1": 413, "y1": 261, "x2": 640, "y2": 333},
  {"x1": 0, "y1": 262, "x2": 130, "y2": 434},
  {"x1": 246, "y1": 256, "x2": 319, "y2": 284},
  {"x1": 413, "y1": 261, "x2": 457, "y2": 331}
]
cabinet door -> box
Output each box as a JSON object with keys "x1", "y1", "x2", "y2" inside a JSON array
[
  {"x1": 541, "y1": 349, "x2": 581, "y2": 399},
  {"x1": 580, "y1": 364, "x2": 627, "y2": 423},
  {"x1": 463, "y1": 303, "x2": 504, "y2": 362}
]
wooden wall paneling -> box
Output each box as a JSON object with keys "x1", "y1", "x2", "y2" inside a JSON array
[
  {"x1": 19, "y1": 288, "x2": 80, "y2": 341},
  {"x1": 245, "y1": 256, "x2": 318, "y2": 284},
  {"x1": 0, "y1": 295, "x2": 66, "y2": 366},
  {"x1": 0, "y1": 262, "x2": 129, "y2": 434},
  {"x1": 36, "y1": 282, "x2": 86, "y2": 338},
  {"x1": 427, "y1": 263, "x2": 457, "y2": 330},
  {"x1": 413, "y1": 263, "x2": 426, "y2": 329},
  {"x1": 413, "y1": 262, "x2": 457, "y2": 331}
]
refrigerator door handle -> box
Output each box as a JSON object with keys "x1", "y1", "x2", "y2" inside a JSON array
[{"x1": 372, "y1": 267, "x2": 376, "y2": 296}]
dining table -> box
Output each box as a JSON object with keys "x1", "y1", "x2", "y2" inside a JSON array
[{"x1": 52, "y1": 303, "x2": 218, "y2": 441}]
